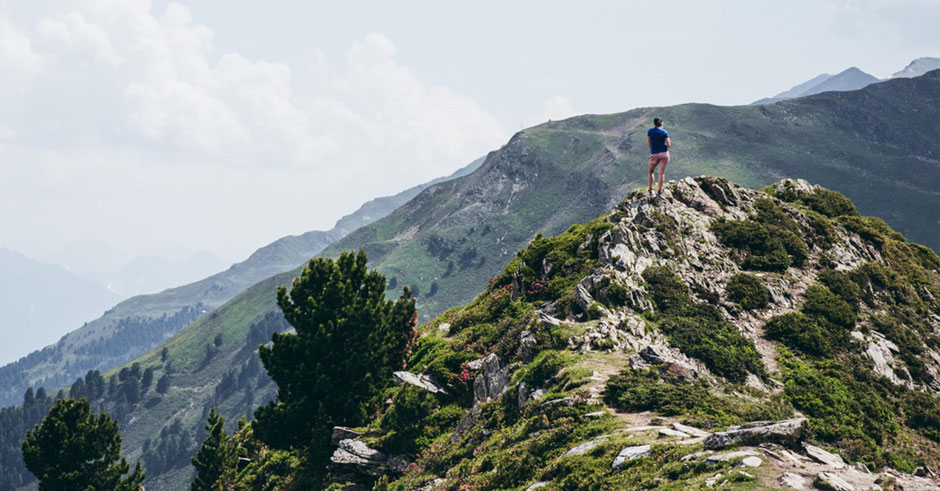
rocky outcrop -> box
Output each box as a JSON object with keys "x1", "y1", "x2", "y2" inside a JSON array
[
  {"x1": 473, "y1": 353, "x2": 509, "y2": 403},
  {"x1": 814, "y1": 471, "x2": 854, "y2": 491},
  {"x1": 330, "y1": 439, "x2": 408, "y2": 479},
  {"x1": 562, "y1": 436, "x2": 609, "y2": 457},
  {"x1": 392, "y1": 371, "x2": 447, "y2": 394},
  {"x1": 452, "y1": 353, "x2": 511, "y2": 442},
  {"x1": 703, "y1": 418, "x2": 808, "y2": 450},
  {"x1": 804, "y1": 443, "x2": 846, "y2": 470},
  {"x1": 612, "y1": 445, "x2": 651, "y2": 469}
]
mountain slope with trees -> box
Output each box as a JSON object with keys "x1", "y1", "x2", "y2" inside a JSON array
[{"x1": 0, "y1": 158, "x2": 483, "y2": 408}]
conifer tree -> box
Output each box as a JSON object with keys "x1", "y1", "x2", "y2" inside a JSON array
[
  {"x1": 22, "y1": 398, "x2": 144, "y2": 491},
  {"x1": 253, "y1": 250, "x2": 417, "y2": 479},
  {"x1": 191, "y1": 407, "x2": 233, "y2": 491}
]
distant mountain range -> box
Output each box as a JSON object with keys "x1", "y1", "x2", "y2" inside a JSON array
[
  {"x1": 0, "y1": 157, "x2": 483, "y2": 407},
  {"x1": 0, "y1": 249, "x2": 120, "y2": 365},
  {"x1": 752, "y1": 57, "x2": 938, "y2": 104}
]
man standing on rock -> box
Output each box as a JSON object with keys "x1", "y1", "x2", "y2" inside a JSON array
[{"x1": 647, "y1": 117, "x2": 671, "y2": 200}]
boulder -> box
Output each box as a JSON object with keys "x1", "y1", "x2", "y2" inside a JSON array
[
  {"x1": 804, "y1": 443, "x2": 846, "y2": 469},
  {"x1": 673, "y1": 422, "x2": 710, "y2": 437},
  {"x1": 331, "y1": 426, "x2": 362, "y2": 444},
  {"x1": 612, "y1": 445, "x2": 651, "y2": 469},
  {"x1": 704, "y1": 450, "x2": 759, "y2": 465},
  {"x1": 658, "y1": 428, "x2": 690, "y2": 438},
  {"x1": 740, "y1": 456, "x2": 763, "y2": 468},
  {"x1": 393, "y1": 371, "x2": 447, "y2": 394},
  {"x1": 473, "y1": 354, "x2": 509, "y2": 403},
  {"x1": 330, "y1": 439, "x2": 388, "y2": 477},
  {"x1": 562, "y1": 436, "x2": 608, "y2": 457},
  {"x1": 813, "y1": 471, "x2": 854, "y2": 491},
  {"x1": 779, "y1": 472, "x2": 806, "y2": 489},
  {"x1": 703, "y1": 418, "x2": 808, "y2": 450},
  {"x1": 520, "y1": 330, "x2": 537, "y2": 361}
]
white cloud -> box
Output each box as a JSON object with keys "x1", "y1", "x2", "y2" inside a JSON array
[
  {"x1": 541, "y1": 95, "x2": 576, "y2": 122},
  {"x1": 0, "y1": 2, "x2": 508, "y2": 261}
]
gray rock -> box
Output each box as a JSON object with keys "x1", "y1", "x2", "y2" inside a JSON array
[
  {"x1": 658, "y1": 428, "x2": 690, "y2": 438},
  {"x1": 562, "y1": 436, "x2": 609, "y2": 457},
  {"x1": 612, "y1": 445, "x2": 651, "y2": 469},
  {"x1": 673, "y1": 422, "x2": 710, "y2": 437},
  {"x1": 473, "y1": 354, "x2": 509, "y2": 403},
  {"x1": 804, "y1": 443, "x2": 846, "y2": 469},
  {"x1": 520, "y1": 330, "x2": 537, "y2": 361},
  {"x1": 331, "y1": 426, "x2": 362, "y2": 444},
  {"x1": 393, "y1": 371, "x2": 447, "y2": 394},
  {"x1": 813, "y1": 471, "x2": 854, "y2": 491},
  {"x1": 705, "y1": 450, "x2": 759, "y2": 465},
  {"x1": 466, "y1": 358, "x2": 485, "y2": 370},
  {"x1": 517, "y1": 382, "x2": 530, "y2": 408},
  {"x1": 740, "y1": 456, "x2": 763, "y2": 468},
  {"x1": 780, "y1": 472, "x2": 805, "y2": 489},
  {"x1": 526, "y1": 482, "x2": 548, "y2": 491},
  {"x1": 330, "y1": 439, "x2": 390, "y2": 477},
  {"x1": 703, "y1": 418, "x2": 808, "y2": 450},
  {"x1": 639, "y1": 345, "x2": 669, "y2": 364}
]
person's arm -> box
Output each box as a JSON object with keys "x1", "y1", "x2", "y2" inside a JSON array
[
  {"x1": 664, "y1": 137, "x2": 671, "y2": 148},
  {"x1": 648, "y1": 136, "x2": 652, "y2": 152}
]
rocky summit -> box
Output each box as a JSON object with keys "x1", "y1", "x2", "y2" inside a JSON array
[{"x1": 327, "y1": 176, "x2": 940, "y2": 490}]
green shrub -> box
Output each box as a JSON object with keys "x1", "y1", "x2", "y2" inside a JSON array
[
  {"x1": 802, "y1": 285, "x2": 856, "y2": 329},
  {"x1": 782, "y1": 360, "x2": 898, "y2": 465},
  {"x1": 520, "y1": 350, "x2": 572, "y2": 388},
  {"x1": 642, "y1": 266, "x2": 690, "y2": 314},
  {"x1": 902, "y1": 391, "x2": 940, "y2": 442},
  {"x1": 382, "y1": 384, "x2": 437, "y2": 435},
  {"x1": 816, "y1": 271, "x2": 861, "y2": 311},
  {"x1": 726, "y1": 273, "x2": 771, "y2": 310},
  {"x1": 753, "y1": 198, "x2": 801, "y2": 235},
  {"x1": 765, "y1": 312, "x2": 831, "y2": 356},
  {"x1": 711, "y1": 218, "x2": 807, "y2": 272},
  {"x1": 801, "y1": 189, "x2": 858, "y2": 218},
  {"x1": 658, "y1": 303, "x2": 766, "y2": 382},
  {"x1": 604, "y1": 280, "x2": 629, "y2": 306},
  {"x1": 604, "y1": 369, "x2": 790, "y2": 428},
  {"x1": 804, "y1": 209, "x2": 837, "y2": 248},
  {"x1": 643, "y1": 268, "x2": 766, "y2": 382},
  {"x1": 839, "y1": 215, "x2": 886, "y2": 247}
]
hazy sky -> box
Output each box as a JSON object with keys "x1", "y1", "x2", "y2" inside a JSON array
[{"x1": 1, "y1": 0, "x2": 937, "y2": 265}]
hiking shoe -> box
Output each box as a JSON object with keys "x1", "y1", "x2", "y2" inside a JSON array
[
  {"x1": 647, "y1": 188, "x2": 654, "y2": 198},
  {"x1": 655, "y1": 191, "x2": 663, "y2": 201}
]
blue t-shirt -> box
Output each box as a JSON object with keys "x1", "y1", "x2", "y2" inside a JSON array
[{"x1": 648, "y1": 127, "x2": 669, "y2": 154}]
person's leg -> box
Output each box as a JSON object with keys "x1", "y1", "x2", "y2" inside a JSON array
[
  {"x1": 657, "y1": 162, "x2": 667, "y2": 192},
  {"x1": 656, "y1": 153, "x2": 671, "y2": 193},
  {"x1": 648, "y1": 159, "x2": 657, "y2": 191}
]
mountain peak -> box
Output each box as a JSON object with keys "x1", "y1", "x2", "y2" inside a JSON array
[{"x1": 893, "y1": 56, "x2": 940, "y2": 78}]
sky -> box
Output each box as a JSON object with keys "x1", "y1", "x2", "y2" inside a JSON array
[{"x1": 1, "y1": 0, "x2": 937, "y2": 266}]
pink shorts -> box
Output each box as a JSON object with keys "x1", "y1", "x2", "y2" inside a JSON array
[{"x1": 649, "y1": 151, "x2": 670, "y2": 165}]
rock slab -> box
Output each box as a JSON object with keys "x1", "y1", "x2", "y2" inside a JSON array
[
  {"x1": 703, "y1": 417, "x2": 808, "y2": 450},
  {"x1": 813, "y1": 471, "x2": 854, "y2": 491},
  {"x1": 612, "y1": 445, "x2": 651, "y2": 469}
]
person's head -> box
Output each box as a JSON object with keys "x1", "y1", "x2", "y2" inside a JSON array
[{"x1": 653, "y1": 117, "x2": 663, "y2": 128}]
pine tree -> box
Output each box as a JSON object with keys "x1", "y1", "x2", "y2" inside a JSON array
[
  {"x1": 22, "y1": 398, "x2": 144, "y2": 491},
  {"x1": 191, "y1": 407, "x2": 233, "y2": 491},
  {"x1": 254, "y1": 250, "x2": 417, "y2": 479},
  {"x1": 156, "y1": 373, "x2": 171, "y2": 394}
]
